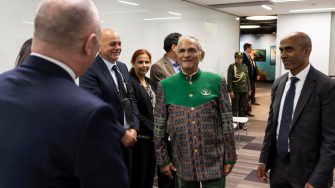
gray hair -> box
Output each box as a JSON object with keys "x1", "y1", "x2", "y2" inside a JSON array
[{"x1": 34, "y1": 0, "x2": 100, "y2": 49}]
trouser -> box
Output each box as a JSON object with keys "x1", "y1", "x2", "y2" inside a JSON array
[
  {"x1": 157, "y1": 138, "x2": 175, "y2": 188},
  {"x1": 121, "y1": 145, "x2": 132, "y2": 181},
  {"x1": 131, "y1": 138, "x2": 156, "y2": 188},
  {"x1": 232, "y1": 92, "x2": 248, "y2": 117},
  {"x1": 250, "y1": 81, "x2": 256, "y2": 103},
  {"x1": 176, "y1": 176, "x2": 225, "y2": 188}
]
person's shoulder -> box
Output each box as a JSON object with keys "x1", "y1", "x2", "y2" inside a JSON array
[
  {"x1": 153, "y1": 57, "x2": 165, "y2": 66},
  {"x1": 202, "y1": 71, "x2": 221, "y2": 79}
]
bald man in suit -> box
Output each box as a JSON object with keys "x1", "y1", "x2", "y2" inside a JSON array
[
  {"x1": 257, "y1": 32, "x2": 335, "y2": 188},
  {"x1": 0, "y1": 0, "x2": 128, "y2": 187}
]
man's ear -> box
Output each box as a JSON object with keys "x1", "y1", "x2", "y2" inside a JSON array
[
  {"x1": 83, "y1": 33, "x2": 98, "y2": 56},
  {"x1": 171, "y1": 44, "x2": 177, "y2": 52}
]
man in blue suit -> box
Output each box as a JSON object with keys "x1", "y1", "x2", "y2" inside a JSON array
[
  {"x1": 79, "y1": 29, "x2": 140, "y2": 180},
  {"x1": 0, "y1": 0, "x2": 129, "y2": 187}
]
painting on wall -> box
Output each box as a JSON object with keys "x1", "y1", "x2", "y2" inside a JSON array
[
  {"x1": 270, "y1": 46, "x2": 276, "y2": 65},
  {"x1": 253, "y1": 49, "x2": 266, "y2": 62}
]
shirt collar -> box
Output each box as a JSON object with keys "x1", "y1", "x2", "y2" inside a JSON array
[
  {"x1": 31, "y1": 52, "x2": 76, "y2": 81},
  {"x1": 180, "y1": 69, "x2": 201, "y2": 81},
  {"x1": 288, "y1": 63, "x2": 310, "y2": 83},
  {"x1": 166, "y1": 56, "x2": 178, "y2": 66},
  {"x1": 100, "y1": 56, "x2": 117, "y2": 70}
]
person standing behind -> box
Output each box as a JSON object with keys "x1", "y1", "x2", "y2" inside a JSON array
[
  {"x1": 150, "y1": 32, "x2": 182, "y2": 83},
  {"x1": 150, "y1": 32, "x2": 181, "y2": 188},
  {"x1": 15, "y1": 38, "x2": 32, "y2": 67},
  {"x1": 129, "y1": 49, "x2": 157, "y2": 188},
  {"x1": 227, "y1": 52, "x2": 251, "y2": 129},
  {"x1": 0, "y1": 0, "x2": 129, "y2": 187},
  {"x1": 242, "y1": 43, "x2": 260, "y2": 105},
  {"x1": 257, "y1": 32, "x2": 335, "y2": 188},
  {"x1": 154, "y1": 36, "x2": 237, "y2": 188},
  {"x1": 79, "y1": 29, "x2": 140, "y2": 180}
]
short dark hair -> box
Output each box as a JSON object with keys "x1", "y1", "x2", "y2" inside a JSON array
[
  {"x1": 243, "y1": 43, "x2": 252, "y2": 51},
  {"x1": 163, "y1": 32, "x2": 182, "y2": 52}
]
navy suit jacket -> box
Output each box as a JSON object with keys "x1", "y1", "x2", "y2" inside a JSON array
[
  {"x1": 242, "y1": 52, "x2": 259, "y2": 82},
  {"x1": 0, "y1": 56, "x2": 129, "y2": 188},
  {"x1": 79, "y1": 55, "x2": 139, "y2": 132},
  {"x1": 259, "y1": 66, "x2": 335, "y2": 187}
]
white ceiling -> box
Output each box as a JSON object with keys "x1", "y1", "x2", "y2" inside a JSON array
[{"x1": 183, "y1": 0, "x2": 335, "y2": 16}]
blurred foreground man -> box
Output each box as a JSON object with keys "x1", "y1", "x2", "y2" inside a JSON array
[
  {"x1": 154, "y1": 36, "x2": 237, "y2": 188},
  {"x1": 257, "y1": 32, "x2": 335, "y2": 188},
  {"x1": 0, "y1": 0, "x2": 128, "y2": 187}
]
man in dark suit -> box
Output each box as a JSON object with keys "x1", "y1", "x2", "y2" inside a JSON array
[
  {"x1": 79, "y1": 29, "x2": 139, "y2": 179},
  {"x1": 242, "y1": 43, "x2": 260, "y2": 106},
  {"x1": 257, "y1": 32, "x2": 335, "y2": 188},
  {"x1": 0, "y1": 0, "x2": 128, "y2": 187}
]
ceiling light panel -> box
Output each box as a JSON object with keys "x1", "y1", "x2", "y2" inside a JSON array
[
  {"x1": 261, "y1": 5, "x2": 272, "y2": 10},
  {"x1": 240, "y1": 25, "x2": 260, "y2": 29},
  {"x1": 118, "y1": 0, "x2": 139, "y2": 6},
  {"x1": 247, "y1": 16, "x2": 277, "y2": 20}
]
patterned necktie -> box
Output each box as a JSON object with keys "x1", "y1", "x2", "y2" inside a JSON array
[
  {"x1": 112, "y1": 65, "x2": 127, "y2": 98},
  {"x1": 173, "y1": 62, "x2": 180, "y2": 73},
  {"x1": 277, "y1": 77, "x2": 299, "y2": 158}
]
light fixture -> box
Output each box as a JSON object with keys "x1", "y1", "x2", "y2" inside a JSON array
[
  {"x1": 289, "y1": 7, "x2": 335, "y2": 13},
  {"x1": 143, "y1": 17, "x2": 182, "y2": 21},
  {"x1": 240, "y1": 25, "x2": 260, "y2": 29},
  {"x1": 168, "y1": 11, "x2": 182, "y2": 16},
  {"x1": 247, "y1": 16, "x2": 277, "y2": 20},
  {"x1": 118, "y1": 0, "x2": 138, "y2": 6},
  {"x1": 271, "y1": 0, "x2": 304, "y2": 2},
  {"x1": 235, "y1": 17, "x2": 240, "y2": 21},
  {"x1": 261, "y1": 5, "x2": 272, "y2": 10}
]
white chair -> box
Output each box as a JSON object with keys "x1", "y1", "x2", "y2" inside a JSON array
[{"x1": 233, "y1": 116, "x2": 249, "y2": 149}]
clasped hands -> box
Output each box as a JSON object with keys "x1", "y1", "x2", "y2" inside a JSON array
[{"x1": 121, "y1": 128, "x2": 137, "y2": 147}]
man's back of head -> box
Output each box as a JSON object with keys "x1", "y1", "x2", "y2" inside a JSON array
[{"x1": 32, "y1": 0, "x2": 101, "y2": 76}]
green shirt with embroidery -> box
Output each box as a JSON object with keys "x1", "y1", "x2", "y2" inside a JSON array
[{"x1": 160, "y1": 69, "x2": 221, "y2": 107}]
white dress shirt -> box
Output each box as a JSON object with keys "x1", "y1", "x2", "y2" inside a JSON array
[{"x1": 276, "y1": 63, "x2": 311, "y2": 151}]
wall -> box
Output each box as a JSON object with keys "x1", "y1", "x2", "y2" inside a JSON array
[
  {"x1": 0, "y1": 0, "x2": 240, "y2": 77},
  {"x1": 240, "y1": 34, "x2": 276, "y2": 81},
  {"x1": 276, "y1": 13, "x2": 331, "y2": 77}
]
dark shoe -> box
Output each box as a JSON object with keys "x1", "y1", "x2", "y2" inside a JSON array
[
  {"x1": 251, "y1": 102, "x2": 260, "y2": 105},
  {"x1": 247, "y1": 113, "x2": 255, "y2": 117}
]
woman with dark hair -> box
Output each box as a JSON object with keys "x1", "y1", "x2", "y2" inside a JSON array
[
  {"x1": 129, "y1": 49, "x2": 157, "y2": 188},
  {"x1": 15, "y1": 38, "x2": 32, "y2": 67}
]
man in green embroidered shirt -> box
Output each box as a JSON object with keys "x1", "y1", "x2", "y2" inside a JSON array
[{"x1": 154, "y1": 36, "x2": 237, "y2": 188}]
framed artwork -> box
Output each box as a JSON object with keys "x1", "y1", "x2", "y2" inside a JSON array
[
  {"x1": 253, "y1": 49, "x2": 266, "y2": 62},
  {"x1": 270, "y1": 46, "x2": 276, "y2": 65}
]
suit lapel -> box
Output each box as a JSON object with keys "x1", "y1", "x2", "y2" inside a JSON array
[
  {"x1": 163, "y1": 55, "x2": 176, "y2": 75},
  {"x1": 96, "y1": 56, "x2": 119, "y2": 96},
  {"x1": 290, "y1": 67, "x2": 316, "y2": 131},
  {"x1": 272, "y1": 75, "x2": 288, "y2": 131}
]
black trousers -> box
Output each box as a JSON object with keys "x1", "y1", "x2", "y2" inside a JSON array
[
  {"x1": 131, "y1": 138, "x2": 156, "y2": 188},
  {"x1": 269, "y1": 154, "x2": 300, "y2": 188},
  {"x1": 250, "y1": 81, "x2": 256, "y2": 103},
  {"x1": 122, "y1": 145, "x2": 132, "y2": 181},
  {"x1": 157, "y1": 138, "x2": 175, "y2": 188}
]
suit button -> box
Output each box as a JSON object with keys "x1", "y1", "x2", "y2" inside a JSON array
[
  {"x1": 290, "y1": 136, "x2": 295, "y2": 140},
  {"x1": 189, "y1": 81, "x2": 192, "y2": 85},
  {"x1": 189, "y1": 93, "x2": 193, "y2": 97},
  {"x1": 194, "y1": 149, "x2": 198, "y2": 153}
]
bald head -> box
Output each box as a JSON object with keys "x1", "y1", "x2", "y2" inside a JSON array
[
  {"x1": 99, "y1": 29, "x2": 122, "y2": 62},
  {"x1": 34, "y1": 0, "x2": 100, "y2": 49},
  {"x1": 282, "y1": 32, "x2": 312, "y2": 50}
]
